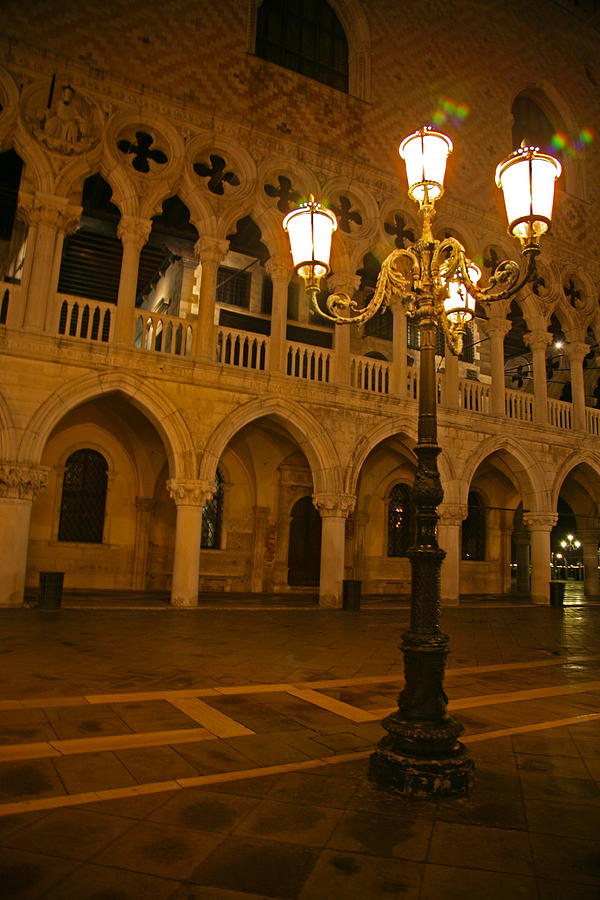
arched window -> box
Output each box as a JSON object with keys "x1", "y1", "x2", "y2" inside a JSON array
[
  {"x1": 58, "y1": 449, "x2": 108, "y2": 543},
  {"x1": 256, "y1": 0, "x2": 349, "y2": 93},
  {"x1": 462, "y1": 491, "x2": 486, "y2": 561},
  {"x1": 511, "y1": 93, "x2": 563, "y2": 166},
  {"x1": 387, "y1": 483, "x2": 415, "y2": 557},
  {"x1": 201, "y1": 469, "x2": 224, "y2": 549}
]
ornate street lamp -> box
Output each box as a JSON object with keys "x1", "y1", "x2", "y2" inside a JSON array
[{"x1": 283, "y1": 126, "x2": 561, "y2": 798}]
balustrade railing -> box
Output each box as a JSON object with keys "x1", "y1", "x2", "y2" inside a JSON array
[
  {"x1": 505, "y1": 387, "x2": 535, "y2": 422},
  {"x1": 135, "y1": 311, "x2": 193, "y2": 357},
  {"x1": 459, "y1": 378, "x2": 490, "y2": 413},
  {"x1": 216, "y1": 327, "x2": 268, "y2": 371},
  {"x1": 57, "y1": 295, "x2": 113, "y2": 343},
  {"x1": 286, "y1": 341, "x2": 332, "y2": 382},
  {"x1": 350, "y1": 356, "x2": 390, "y2": 394},
  {"x1": 548, "y1": 397, "x2": 573, "y2": 430},
  {"x1": 586, "y1": 406, "x2": 600, "y2": 436}
]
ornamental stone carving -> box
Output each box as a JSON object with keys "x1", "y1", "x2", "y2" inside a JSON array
[
  {"x1": 166, "y1": 478, "x2": 214, "y2": 506},
  {"x1": 0, "y1": 464, "x2": 49, "y2": 500},
  {"x1": 523, "y1": 512, "x2": 558, "y2": 530},
  {"x1": 23, "y1": 82, "x2": 101, "y2": 155},
  {"x1": 313, "y1": 493, "x2": 356, "y2": 517}
]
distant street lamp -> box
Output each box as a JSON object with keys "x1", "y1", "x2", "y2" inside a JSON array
[
  {"x1": 283, "y1": 127, "x2": 561, "y2": 798},
  {"x1": 560, "y1": 534, "x2": 582, "y2": 579}
]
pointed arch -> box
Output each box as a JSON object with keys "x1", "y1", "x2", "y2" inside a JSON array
[
  {"x1": 17, "y1": 371, "x2": 195, "y2": 479},
  {"x1": 198, "y1": 397, "x2": 343, "y2": 495},
  {"x1": 550, "y1": 450, "x2": 600, "y2": 510},
  {"x1": 458, "y1": 435, "x2": 549, "y2": 512}
]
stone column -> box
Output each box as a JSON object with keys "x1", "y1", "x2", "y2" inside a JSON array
[
  {"x1": 22, "y1": 196, "x2": 70, "y2": 331},
  {"x1": 524, "y1": 330, "x2": 551, "y2": 426},
  {"x1": 265, "y1": 259, "x2": 291, "y2": 374},
  {"x1": 167, "y1": 479, "x2": 215, "y2": 607},
  {"x1": 513, "y1": 531, "x2": 530, "y2": 594},
  {"x1": 486, "y1": 315, "x2": 511, "y2": 417},
  {"x1": 115, "y1": 216, "x2": 153, "y2": 347},
  {"x1": 327, "y1": 275, "x2": 360, "y2": 387},
  {"x1": 438, "y1": 504, "x2": 467, "y2": 606},
  {"x1": 313, "y1": 493, "x2": 355, "y2": 608},
  {"x1": 194, "y1": 237, "x2": 229, "y2": 361},
  {"x1": 45, "y1": 204, "x2": 82, "y2": 332},
  {"x1": 0, "y1": 463, "x2": 49, "y2": 606},
  {"x1": 443, "y1": 351, "x2": 459, "y2": 409},
  {"x1": 250, "y1": 506, "x2": 269, "y2": 592},
  {"x1": 132, "y1": 497, "x2": 154, "y2": 590},
  {"x1": 523, "y1": 513, "x2": 557, "y2": 605},
  {"x1": 390, "y1": 299, "x2": 408, "y2": 396},
  {"x1": 580, "y1": 527, "x2": 600, "y2": 599},
  {"x1": 566, "y1": 341, "x2": 588, "y2": 431}
]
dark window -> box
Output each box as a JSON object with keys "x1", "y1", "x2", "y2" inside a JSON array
[
  {"x1": 462, "y1": 491, "x2": 486, "y2": 560},
  {"x1": 261, "y1": 276, "x2": 273, "y2": 315},
  {"x1": 512, "y1": 94, "x2": 560, "y2": 161},
  {"x1": 0, "y1": 149, "x2": 23, "y2": 242},
  {"x1": 201, "y1": 469, "x2": 224, "y2": 549},
  {"x1": 407, "y1": 319, "x2": 420, "y2": 350},
  {"x1": 387, "y1": 483, "x2": 415, "y2": 557},
  {"x1": 364, "y1": 307, "x2": 393, "y2": 341},
  {"x1": 256, "y1": 0, "x2": 349, "y2": 93},
  {"x1": 58, "y1": 449, "x2": 108, "y2": 543},
  {"x1": 216, "y1": 266, "x2": 251, "y2": 308},
  {"x1": 288, "y1": 495, "x2": 322, "y2": 585}
]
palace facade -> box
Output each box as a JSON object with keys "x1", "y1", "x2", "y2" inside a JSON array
[{"x1": 0, "y1": 0, "x2": 599, "y2": 607}]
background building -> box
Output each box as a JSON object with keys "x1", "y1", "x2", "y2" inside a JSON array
[{"x1": 0, "y1": 0, "x2": 599, "y2": 608}]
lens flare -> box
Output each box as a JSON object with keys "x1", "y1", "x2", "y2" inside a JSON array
[
  {"x1": 550, "y1": 128, "x2": 594, "y2": 157},
  {"x1": 432, "y1": 97, "x2": 470, "y2": 127}
]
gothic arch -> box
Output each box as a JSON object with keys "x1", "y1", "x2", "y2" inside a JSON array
[
  {"x1": 550, "y1": 450, "x2": 600, "y2": 511},
  {"x1": 247, "y1": 0, "x2": 372, "y2": 100},
  {"x1": 198, "y1": 397, "x2": 343, "y2": 495},
  {"x1": 344, "y1": 418, "x2": 421, "y2": 498},
  {"x1": 17, "y1": 371, "x2": 195, "y2": 479},
  {"x1": 458, "y1": 435, "x2": 548, "y2": 513},
  {"x1": 0, "y1": 389, "x2": 18, "y2": 461}
]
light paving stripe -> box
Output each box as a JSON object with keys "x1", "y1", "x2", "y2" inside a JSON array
[
  {"x1": 168, "y1": 697, "x2": 254, "y2": 737},
  {"x1": 1, "y1": 712, "x2": 598, "y2": 819},
  {"x1": 0, "y1": 727, "x2": 214, "y2": 763},
  {"x1": 285, "y1": 687, "x2": 381, "y2": 722},
  {"x1": 0, "y1": 654, "x2": 597, "y2": 711},
  {"x1": 373, "y1": 679, "x2": 600, "y2": 718}
]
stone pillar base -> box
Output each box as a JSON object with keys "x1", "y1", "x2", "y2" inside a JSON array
[{"x1": 369, "y1": 738, "x2": 474, "y2": 799}]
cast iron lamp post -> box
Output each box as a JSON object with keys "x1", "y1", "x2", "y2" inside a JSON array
[{"x1": 283, "y1": 127, "x2": 561, "y2": 798}]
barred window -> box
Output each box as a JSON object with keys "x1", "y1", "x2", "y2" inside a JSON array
[
  {"x1": 216, "y1": 267, "x2": 251, "y2": 308},
  {"x1": 256, "y1": 0, "x2": 349, "y2": 93},
  {"x1": 387, "y1": 483, "x2": 415, "y2": 557},
  {"x1": 407, "y1": 319, "x2": 420, "y2": 350},
  {"x1": 58, "y1": 449, "x2": 108, "y2": 543},
  {"x1": 462, "y1": 491, "x2": 486, "y2": 560},
  {"x1": 201, "y1": 469, "x2": 224, "y2": 549}
]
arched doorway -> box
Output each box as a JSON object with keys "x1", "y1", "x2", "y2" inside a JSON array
[{"x1": 288, "y1": 496, "x2": 321, "y2": 586}]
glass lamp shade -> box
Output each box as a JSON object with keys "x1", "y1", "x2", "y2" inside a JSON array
[
  {"x1": 495, "y1": 146, "x2": 561, "y2": 247},
  {"x1": 443, "y1": 263, "x2": 481, "y2": 325},
  {"x1": 283, "y1": 197, "x2": 337, "y2": 286},
  {"x1": 399, "y1": 127, "x2": 453, "y2": 205}
]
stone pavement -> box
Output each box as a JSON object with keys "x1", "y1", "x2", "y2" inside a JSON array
[{"x1": 0, "y1": 604, "x2": 599, "y2": 898}]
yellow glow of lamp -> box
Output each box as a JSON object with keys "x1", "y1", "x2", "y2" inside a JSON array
[
  {"x1": 283, "y1": 195, "x2": 337, "y2": 289},
  {"x1": 443, "y1": 263, "x2": 481, "y2": 326},
  {"x1": 495, "y1": 146, "x2": 561, "y2": 250},
  {"x1": 399, "y1": 127, "x2": 453, "y2": 206}
]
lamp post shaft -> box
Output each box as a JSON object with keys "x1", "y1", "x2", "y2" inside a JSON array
[{"x1": 369, "y1": 305, "x2": 474, "y2": 797}]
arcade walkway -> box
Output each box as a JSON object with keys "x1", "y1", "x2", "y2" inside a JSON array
[{"x1": 0, "y1": 604, "x2": 598, "y2": 898}]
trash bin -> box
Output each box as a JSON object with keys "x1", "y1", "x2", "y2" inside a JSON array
[
  {"x1": 343, "y1": 579, "x2": 361, "y2": 610},
  {"x1": 550, "y1": 581, "x2": 565, "y2": 608},
  {"x1": 39, "y1": 572, "x2": 64, "y2": 609}
]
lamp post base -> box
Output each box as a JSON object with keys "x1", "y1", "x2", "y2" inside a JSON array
[{"x1": 369, "y1": 736, "x2": 474, "y2": 799}]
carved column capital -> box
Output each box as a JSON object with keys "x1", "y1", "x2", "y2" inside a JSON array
[
  {"x1": 523, "y1": 330, "x2": 552, "y2": 353},
  {"x1": 24, "y1": 196, "x2": 67, "y2": 230},
  {"x1": 58, "y1": 204, "x2": 83, "y2": 235},
  {"x1": 565, "y1": 341, "x2": 589, "y2": 365},
  {"x1": 264, "y1": 258, "x2": 292, "y2": 285},
  {"x1": 485, "y1": 316, "x2": 512, "y2": 340},
  {"x1": 0, "y1": 463, "x2": 49, "y2": 501},
  {"x1": 194, "y1": 236, "x2": 230, "y2": 265},
  {"x1": 117, "y1": 215, "x2": 152, "y2": 248},
  {"x1": 523, "y1": 512, "x2": 558, "y2": 531},
  {"x1": 313, "y1": 492, "x2": 356, "y2": 518},
  {"x1": 327, "y1": 273, "x2": 361, "y2": 297},
  {"x1": 167, "y1": 478, "x2": 214, "y2": 506},
  {"x1": 438, "y1": 504, "x2": 468, "y2": 527}
]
